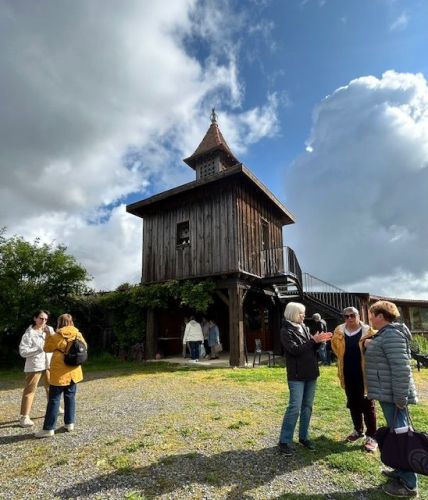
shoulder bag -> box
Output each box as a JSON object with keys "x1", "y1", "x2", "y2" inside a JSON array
[{"x1": 375, "y1": 407, "x2": 428, "y2": 476}]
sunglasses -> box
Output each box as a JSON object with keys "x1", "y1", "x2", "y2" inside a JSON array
[{"x1": 344, "y1": 313, "x2": 356, "y2": 319}]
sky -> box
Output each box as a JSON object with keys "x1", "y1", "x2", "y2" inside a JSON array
[{"x1": 1, "y1": 0, "x2": 428, "y2": 298}]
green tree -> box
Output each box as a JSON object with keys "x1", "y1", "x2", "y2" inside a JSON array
[{"x1": 0, "y1": 228, "x2": 90, "y2": 363}]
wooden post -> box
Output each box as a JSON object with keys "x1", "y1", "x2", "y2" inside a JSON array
[
  {"x1": 272, "y1": 297, "x2": 282, "y2": 355},
  {"x1": 228, "y1": 284, "x2": 245, "y2": 367},
  {"x1": 146, "y1": 309, "x2": 157, "y2": 359}
]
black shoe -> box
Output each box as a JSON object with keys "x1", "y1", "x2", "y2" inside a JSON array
[
  {"x1": 382, "y1": 469, "x2": 399, "y2": 480},
  {"x1": 299, "y1": 438, "x2": 315, "y2": 450},
  {"x1": 382, "y1": 479, "x2": 417, "y2": 497},
  {"x1": 278, "y1": 443, "x2": 293, "y2": 456}
]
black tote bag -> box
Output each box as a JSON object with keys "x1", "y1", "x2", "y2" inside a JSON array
[{"x1": 375, "y1": 408, "x2": 428, "y2": 475}]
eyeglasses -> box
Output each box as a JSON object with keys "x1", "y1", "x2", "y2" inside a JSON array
[
  {"x1": 344, "y1": 314, "x2": 356, "y2": 319},
  {"x1": 38, "y1": 317, "x2": 48, "y2": 321}
]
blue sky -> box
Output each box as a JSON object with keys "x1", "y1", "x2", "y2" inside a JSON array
[{"x1": 1, "y1": 0, "x2": 428, "y2": 297}]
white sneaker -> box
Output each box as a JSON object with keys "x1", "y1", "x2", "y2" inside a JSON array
[
  {"x1": 35, "y1": 429, "x2": 54, "y2": 438},
  {"x1": 64, "y1": 423, "x2": 74, "y2": 432},
  {"x1": 19, "y1": 415, "x2": 34, "y2": 427},
  {"x1": 58, "y1": 406, "x2": 65, "y2": 415}
]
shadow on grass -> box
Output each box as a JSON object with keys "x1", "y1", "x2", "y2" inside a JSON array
[
  {"x1": 0, "y1": 432, "x2": 35, "y2": 444},
  {"x1": 0, "y1": 359, "x2": 233, "y2": 392},
  {"x1": 58, "y1": 438, "x2": 383, "y2": 499}
]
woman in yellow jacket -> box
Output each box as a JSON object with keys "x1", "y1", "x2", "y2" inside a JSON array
[
  {"x1": 331, "y1": 306, "x2": 377, "y2": 452},
  {"x1": 35, "y1": 314, "x2": 87, "y2": 438}
]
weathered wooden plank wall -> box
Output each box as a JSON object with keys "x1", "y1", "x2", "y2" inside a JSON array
[{"x1": 142, "y1": 180, "x2": 284, "y2": 282}]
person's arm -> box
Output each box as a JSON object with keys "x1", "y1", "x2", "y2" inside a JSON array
[
  {"x1": 383, "y1": 331, "x2": 411, "y2": 408},
  {"x1": 331, "y1": 327, "x2": 341, "y2": 356},
  {"x1": 19, "y1": 329, "x2": 44, "y2": 358},
  {"x1": 183, "y1": 324, "x2": 189, "y2": 344},
  {"x1": 281, "y1": 325, "x2": 329, "y2": 356},
  {"x1": 215, "y1": 325, "x2": 220, "y2": 344}
]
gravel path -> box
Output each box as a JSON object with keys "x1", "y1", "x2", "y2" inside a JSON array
[{"x1": 1, "y1": 364, "x2": 426, "y2": 499}]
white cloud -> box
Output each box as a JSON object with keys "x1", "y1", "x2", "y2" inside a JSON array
[
  {"x1": 1, "y1": 0, "x2": 279, "y2": 290},
  {"x1": 390, "y1": 12, "x2": 409, "y2": 31},
  {"x1": 285, "y1": 71, "x2": 428, "y2": 299}
]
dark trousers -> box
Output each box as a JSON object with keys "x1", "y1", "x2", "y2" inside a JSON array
[
  {"x1": 43, "y1": 382, "x2": 77, "y2": 430},
  {"x1": 345, "y1": 380, "x2": 376, "y2": 437},
  {"x1": 204, "y1": 339, "x2": 211, "y2": 355},
  {"x1": 189, "y1": 341, "x2": 200, "y2": 360}
]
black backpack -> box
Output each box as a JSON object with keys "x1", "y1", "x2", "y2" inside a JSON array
[{"x1": 64, "y1": 337, "x2": 88, "y2": 366}]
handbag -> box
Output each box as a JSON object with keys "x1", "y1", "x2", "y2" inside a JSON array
[
  {"x1": 374, "y1": 407, "x2": 428, "y2": 475},
  {"x1": 212, "y1": 342, "x2": 223, "y2": 354}
]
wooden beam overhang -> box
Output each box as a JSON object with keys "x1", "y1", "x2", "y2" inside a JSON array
[{"x1": 126, "y1": 163, "x2": 296, "y2": 226}]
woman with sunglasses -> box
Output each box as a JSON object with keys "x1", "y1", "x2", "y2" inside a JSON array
[
  {"x1": 18, "y1": 310, "x2": 55, "y2": 427},
  {"x1": 331, "y1": 306, "x2": 378, "y2": 452}
]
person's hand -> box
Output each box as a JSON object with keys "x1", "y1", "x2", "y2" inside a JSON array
[
  {"x1": 396, "y1": 403, "x2": 406, "y2": 410},
  {"x1": 313, "y1": 332, "x2": 332, "y2": 343},
  {"x1": 364, "y1": 339, "x2": 373, "y2": 348}
]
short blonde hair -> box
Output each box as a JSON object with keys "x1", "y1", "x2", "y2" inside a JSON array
[
  {"x1": 57, "y1": 313, "x2": 74, "y2": 329},
  {"x1": 284, "y1": 302, "x2": 305, "y2": 323},
  {"x1": 369, "y1": 301, "x2": 400, "y2": 322}
]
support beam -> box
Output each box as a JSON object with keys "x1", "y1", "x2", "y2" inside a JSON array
[
  {"x1": 228, "y1": 284, "x2": 245, "y2": 367},
  {"x1": 146, "y1": 309, "x2": 157, "y2": 359}
]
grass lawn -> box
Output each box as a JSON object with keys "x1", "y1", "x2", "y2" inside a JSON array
[{"x1": 1, "y1": 358, "x2": 427, "y2": 499}]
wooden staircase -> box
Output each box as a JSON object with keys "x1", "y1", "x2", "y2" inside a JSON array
[{"x1": 261, "y1": 247, "x2": 362, "y2": 319}]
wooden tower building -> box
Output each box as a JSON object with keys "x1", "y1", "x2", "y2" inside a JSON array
[{"x1": 127, "y1": 110, "x2": 298, "y2": 366}]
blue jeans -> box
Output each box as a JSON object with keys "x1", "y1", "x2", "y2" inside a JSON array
[
  {"x1": 279, "y1": 379, "x2": 317, "y2": 444},
  {"x1": 318, "y1": 343, "x2": 328, "y2": 364},
  {"x1": 379, "y1": 401, "x2": 418, "y2": 490},
  {"x1": 43, "y1": 382, "x2": 77, "y2": 430},
  {"x1": 189, "y1": 341, "x2": 200, "y2": 360}
]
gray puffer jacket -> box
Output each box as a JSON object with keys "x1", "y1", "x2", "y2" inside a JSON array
[{"x1": 365, "y1": 322, "x2": 417, "y2": 406}]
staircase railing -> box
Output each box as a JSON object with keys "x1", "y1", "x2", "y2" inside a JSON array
[
  {"x1": 303, "y1": 272, "x2": 362, "y2": 314},
  {"x1": 261, "y1": 246, "x2": 302, "y2": 288},
  {"x1": 260, "y1": 246, "x2": 362, "y2": 316}
]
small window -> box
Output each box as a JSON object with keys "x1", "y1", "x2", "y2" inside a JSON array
[{"x1": 177, "y1": 221, "x2": 190, "y2": 246}]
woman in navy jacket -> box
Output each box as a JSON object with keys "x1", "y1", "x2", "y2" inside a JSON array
[{"x1": 278, "y1": 302, "x2": 332, "y2": 455}]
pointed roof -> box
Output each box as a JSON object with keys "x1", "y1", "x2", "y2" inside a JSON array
[{"x1": 184, "y1": 109, "x2": 239, "y2": 169}]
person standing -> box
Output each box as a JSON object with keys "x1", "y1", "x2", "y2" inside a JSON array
[
  {"x1": 18, "y1": 310, "x2": 59, "y2": 427},
  {"x1": 331, "y1": 306, "x2": 378, "y2": 452},
  {"x1": 311, "y1": 313, "x2": 329, "y2": 365},
  {"x1": 278, "y1": 302, "x2": 332, "y2": 455},
  {"x1": 182, "y1": 316, "x2": 203, "y2": 363},
  {"x1": 201, "y1": 317, "x2": 211, "y2": 358},
  {"x1": 207, "y1": 319, "x2": 221, "y2": 359},
  {"x1": 35, "y1": 313, "x2": 87, "y2": 438},
  {"x1": 364, "y1": 300, "x2": 418, "y2": 498}
]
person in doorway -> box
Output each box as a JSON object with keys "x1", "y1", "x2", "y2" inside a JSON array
[
  {"x1": 311, "y1": 313, "x2": 330, "y2": 365},
  {"x1": 331, "y1": 306, "x2": 378, "y2": 452},
  {"x1": 278, "y1": 302, "x2": 332, "y2": 455},
  {"x1": 182, "y1": 316, "x2": 203, "y2": 363},
  {"x1": 364, "y1": 300, "x2": 418, "y2": 498},
  {"x1": 35, "y1": 314, "x2": 87, "y2": 438},
  {"x1": 18, "y1": 310, "x2": 62, "y2": 427},
  {"x1": 208, "y1": 319, "x2": 221, "y2": 359}
]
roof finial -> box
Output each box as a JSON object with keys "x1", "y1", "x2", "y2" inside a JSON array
[{"x1": 210, "y1": 107, "x2": 218, "y2": 124}]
